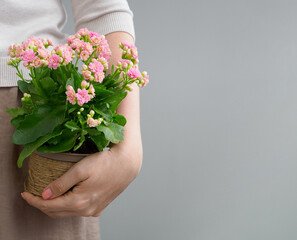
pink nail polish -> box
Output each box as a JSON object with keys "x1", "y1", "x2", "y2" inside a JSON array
[
  {"x1": 42, "y1": 187, "x2": 53, "y2": 200},
  {"x1": 21, "y1": 192, "x2": 25, "y2": 199}
]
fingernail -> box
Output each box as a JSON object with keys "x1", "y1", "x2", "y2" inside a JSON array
[
  {"x1": 42, "y1": 187, "x2": 53, "y2": 200},
  {"x1": 21, "y1": 192, "x2": 25, "y2": 200}
]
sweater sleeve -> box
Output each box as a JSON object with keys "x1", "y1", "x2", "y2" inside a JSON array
[{"x1": 70, "y1": 0, "x2": 135, "y2": 40}]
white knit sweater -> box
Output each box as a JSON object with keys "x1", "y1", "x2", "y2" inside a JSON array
[{"x1": 0, "y1": 0, "x2": 135, "y2": 87}]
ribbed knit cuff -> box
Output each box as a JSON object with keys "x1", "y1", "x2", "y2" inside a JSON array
[
  {"x1": 76, "y1": 12, "x2": 135, "y2": 40},
  {"x1": 0, "y1": 56, "x2": 29, "y2": 87}
]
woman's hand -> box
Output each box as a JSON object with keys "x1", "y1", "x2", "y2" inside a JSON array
[{"x1": 21, "y1": 143, "x2": 142, "y2": 218}]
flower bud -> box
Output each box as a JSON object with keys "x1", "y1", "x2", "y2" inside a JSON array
[
  {"x1": 125, "y1": 84, "x2": 133, "y2": 92},
  {"x1": 80, "y1": 108, "x2": 84, "y2": 112},
  {"x1": 141, "y1": 71, "x2": 148, "y2": 77},
  {"x1": 98, "y1": 117, "x2": 103, "y2": 124},
  {"x1": 81, "y1": 80, "x2": 89, "y2": 88}
]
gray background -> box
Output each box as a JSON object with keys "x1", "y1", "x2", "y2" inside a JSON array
[{"x1": 63, "y1": 0, "x2": 297, "y2": 239}]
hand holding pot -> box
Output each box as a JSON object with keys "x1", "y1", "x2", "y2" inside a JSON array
[{"x1": 21, "y1": 143, "x2": 142, "y2": 218}]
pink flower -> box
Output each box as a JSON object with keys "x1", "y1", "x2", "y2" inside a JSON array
[
  {"x1": 98, "y1": 57, "x2": 108, "y2": 70},
  {"x1": 62, "y1": 47, "x2": 74, "y2": 63},
  {"x1": 89, "y1": 31, "x2": 101, "y2": 39},
  {"x1": 142, "y1": 73, "x2": 149, "y2": 88},
  {"x1": 15, "y1": 45, "x2": 23, "y2": 58},
  {"x1": 22, "y1": 49, "x2": 35, "y2": 63},
  {"x1": 48, "y1": 54, "x2": 62, "y2": 69},
  {"x1": 88, "y1": 84, "x2": 95, "y2": 98},
  {"x1": 33, "y1": 57, "x2": 42, "y2": 68},
  {"x1": 83, "y1": 42, "x2": 93, "y2": 54},
  {"x1": 82, "y1": 70, "x2": 92, "y2": 80},
  {"x1": 120, "y1": 41, "x2": 138, "y2": 64},
  {"x1": 38, "y1": 48, "x2": 48, "y2": 59},
  {"x1": 80, "y1": 50, "x2": 89, "y2": 61},
  {"x1": 71, "y1": 39, "x2": 83, "y2": 49},
  {"x1": 67, "y1": 35, "x2": 75, "y2": 44},
  {"x1": 76, "y1": 88, "x2": 91, "y2": 106},
  {"x1": 78, "y1": 28, "x2": 89, "y2": 36},
  {"x1": 8, "y1": 44, "x2": 16, "y2": 57},
  {"x1": 95, "y1": 39, "x2": 111, "y2": 60},
  {"x1": 121, "y1": 41, "x2": 134, "y2": 49},
  {"x1": 89, "y1": 60, "x2": 104, "y2": 74},
  {"x1": 127, "y1": 67, "x2": 141, "y2": 79},
  {"x1": 87, "y1": 117, "x2": 98, "y2": 127},
  {"x1": 65, "y1": 85, "x2": 76, "y2": 105},
  {"x1": 90, "y1": 35, "x2": 101, "y2": 46},
  {"x1": 117, "y1": 59, "x2": 132, "y2": 70},
  {"x1": 47, "y1": 38, "x2": 53, "y2": 46},
  {"x1": 95, "y1": 72, "x2": 104, "y2": 83},
  {"x1": 81, "y1": 80, "x2": 89, "y2": 88}
]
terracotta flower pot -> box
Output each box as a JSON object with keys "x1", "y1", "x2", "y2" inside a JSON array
[{"x1": 24, "y1": 151, "x2": 90, "y2": 197}]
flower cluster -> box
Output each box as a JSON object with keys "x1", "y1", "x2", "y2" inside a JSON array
[
  {"x1": 119, "y1": 42, "x2": 139, "y2": 65},
  {"x1": 8, "y1": 28, "x2": 149, "y2": 107},
  {"x1": 86, "y1": 110, "x2": 103, "y2": 128},
  {"x1": 66, "y1": 80, "x2": 95, "y2": 106},
  {"x1": 8, "y1": 36, "x2": 53, "y2": 68},
  {"x1": 116, "y1": 45, "x2": 149, "y2": 89},
  {"x1": 48, "y1": 45, "x2": 75, "y2": 69},
  {"x1": 7, "y1": 36, "x2": 76, "y2": 70},
  {"x1": 67, "y1": 28, "x2": 111, "y2": 62},
  {"x1": 81, "y1": 59, "x2": 106, "y2": 83}
]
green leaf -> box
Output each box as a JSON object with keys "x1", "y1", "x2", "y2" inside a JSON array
[
  {"x1": 113, "y1": 114, "x2": 127, "y2": 126},
  {"x1": 17, "y1": 126, "x2": 63, "y2": 168},
  {"x1": 71, "y1": 71, "x2": 83, "y2": 90},
  {"x1": 86, "y1": 128, "x2": 100, "y2": 136},
  {"x1": 6, "y1": 107, "x2": 26, "y2": 118},
  {"x1": 68, "y1": 106, "x2": 77, "y2": 114},
  {"x1": 102, "y1": 90, "x2": 127, "y2": 112},
  {"x1": 88, "y1": 129, "x2": 109, "y2": 152},
  {"x1": 65, "y1": 120, "x2": 81, "y2": 131},
  {"x1": 37, "y1": 129, "x2": 79, "y2": 153},
  {"x1": 17, "y1": 80, "x2": 30, "y2": 93},
  {"x1": 39, "y1": 77, "x2": 57, "y2": 95},
  {"x1": 66, "y1": 76, "x2": 74, "y2": 88},
  {"x1": 57, "y1": 85, "x2": 65, "y2": 94},
  {"x1": 93, "y1": 103, "x2": 112, "y2": 121},
  {"x1": 96, "y1": 122, "x2": 124, "y2": 144},
  {"x1": 93, "y1": 85, "x2": 113, "y2": 99},
  {"x1": 10, "y1": 114, "x2": 26, "y2": 128},
  {"x1": 13, "y1": 104, "x2": 65, "y2": 145},
  {"x1": 51, "y1": 69, "x2": 64, "y2": 86},
  {"x1": 73, "y1": 134, "x2": 85, "y2": 151}
]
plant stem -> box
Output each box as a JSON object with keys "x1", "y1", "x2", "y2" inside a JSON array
[
  {"x1": 74, "y1": 57, "x2": 79, "y2": 68},
  {"x1": 15, "y1": 65, "x2": 26, "y2": 81}
]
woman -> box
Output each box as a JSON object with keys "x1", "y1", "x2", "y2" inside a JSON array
[{"x1": 0, "y1": 0, "x2": 142, "y2": 239}]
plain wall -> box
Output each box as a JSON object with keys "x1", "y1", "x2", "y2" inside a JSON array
[{"x1": 63, "y1": 0, "x2": 297, "y2": 239}]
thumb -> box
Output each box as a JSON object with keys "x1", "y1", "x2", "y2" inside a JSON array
[{"x1": 42, "y1": 164, "x2": 87, "y2": 200}]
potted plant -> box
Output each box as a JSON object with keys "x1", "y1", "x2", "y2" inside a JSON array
[{"x1": 6, "y1": 28, "x2": 149, "y2": 196}]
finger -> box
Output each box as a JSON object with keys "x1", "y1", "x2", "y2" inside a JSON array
[
  {"x1": 42, "y1": 163, "x2": 88, "y2": 200},
  {"x1": 22, "y1": 191, "x2": 81, "y2": 213}
]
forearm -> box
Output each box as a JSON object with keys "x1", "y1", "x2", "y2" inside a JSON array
[{"x1": 105, "y1": 32, "x2": 143, "y2": 171}]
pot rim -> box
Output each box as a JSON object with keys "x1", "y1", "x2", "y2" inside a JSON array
[{"x1": 33, "y1": 150, "x2": 91, "y2": 163}]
